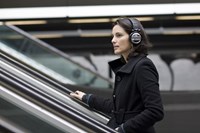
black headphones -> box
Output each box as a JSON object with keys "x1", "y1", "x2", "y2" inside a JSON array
[{"x1": 128, "y1": 18, "x2": 142, "y2": 46}]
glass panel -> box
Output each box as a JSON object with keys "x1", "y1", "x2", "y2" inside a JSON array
[{"x1": 0, "y1": 25, "x2": 113, "y2": 88}]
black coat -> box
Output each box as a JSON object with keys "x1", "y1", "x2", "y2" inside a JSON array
[{"x1": 87, "y1": 54, "x2": 164, "y2": 133}]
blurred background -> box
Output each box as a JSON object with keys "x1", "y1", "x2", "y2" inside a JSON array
[{"x1": 0, "y1": 0, "x2": 200, "y2": 133}]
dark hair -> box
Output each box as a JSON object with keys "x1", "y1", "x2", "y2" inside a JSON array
[{"x1": 113, "y1": 17, "x2": 152, "y2": 59}]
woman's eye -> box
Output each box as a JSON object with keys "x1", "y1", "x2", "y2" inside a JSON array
[{"x1": 116, "y1": 33, "x2": 122, "y2": 37}]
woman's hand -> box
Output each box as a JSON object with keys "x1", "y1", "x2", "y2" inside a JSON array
[{"x1": 70, "y1": 90, "x2": 86, "y2": 100}]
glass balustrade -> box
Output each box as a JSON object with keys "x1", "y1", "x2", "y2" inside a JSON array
[{"x1": 0, "y1": 24, "x2": 113, "y2": 89}]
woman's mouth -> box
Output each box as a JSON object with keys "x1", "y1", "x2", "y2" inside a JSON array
[{"x1": 114, "y1": 46, "x2": 119, "y2": 50}]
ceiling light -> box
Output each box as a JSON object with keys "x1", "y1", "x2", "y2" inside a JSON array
[
  {"x1": 33, "y1": 34, "x2": 64, "y2": 39},
  {"x1": 174, "y1": 3, "x2": 200, "y2": 14},
  {"x1": 111, "y1": 17, "x2": 154, "y2": 22},
  {"x1": 136, "y1": 17, "x2": 154, "y2": 21},
  {"x1": 68, "y1": 18, "x2": 111, "y2": 23},
  {"x1": 176, "y1": 15, "x2": 200, "y2": 20},
  {"x1": 0, "y1": 7, "x2": 67, "y2": 19},
  {"x1": 0, "y1": 3, "x2": 199, "y2": 19},
  {"x1": 68, "y1": 3, "x2": 200, "y2": 17},
  {"x1": 5, "y1": 20, "x2": 47, "y2": 25}
]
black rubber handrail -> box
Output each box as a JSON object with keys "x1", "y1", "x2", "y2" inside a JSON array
[
  {"x1": 2, "y1": 58, "x2": 115, "y2": 133},
  {"x1": 0, "y1": 62, "x2": 116, "y2": 133},
  {"x1": 1, "y1": 51, "x2": 111, "y2": 119}
]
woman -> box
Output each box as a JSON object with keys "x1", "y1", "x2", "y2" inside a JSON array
[{"x1": 70, "y1": 17, "x2": 164, "y2": 133}]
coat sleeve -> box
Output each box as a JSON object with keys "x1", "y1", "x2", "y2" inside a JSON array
[
  {"x1": 87, "y1": 94, "x2": 113, "y2": 114},
  {"x1": 123, "y1": 60, "x2": 164, "y2": 132}
]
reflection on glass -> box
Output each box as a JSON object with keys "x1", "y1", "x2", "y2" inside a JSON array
[{"x1": 0, "y1": 25, "x2": 113, "y2": 88}]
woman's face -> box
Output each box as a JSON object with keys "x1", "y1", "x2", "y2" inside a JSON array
[{"x1": 111, "y1": 24, "x2": 132, "y2": 58}]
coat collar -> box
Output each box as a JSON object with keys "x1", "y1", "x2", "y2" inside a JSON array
[{"x1": 108, "y1": 54, "x2": 146, "y2": 74}]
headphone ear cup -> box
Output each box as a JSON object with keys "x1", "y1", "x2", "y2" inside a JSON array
[{"x1": 130, "y1": 32, "x2": 142, "y2": 46}]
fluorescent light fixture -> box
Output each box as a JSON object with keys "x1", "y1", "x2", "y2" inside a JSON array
[
  {"x1": 111, "y1": 17, "x2": 154, "y2": 22},
  {"x1": 69, "y1": 17, "x2": 154, "y2": 24},
  {"x1": 68, "y1": 3, "x2": 200, "y2": 17},
  {"x1": 68, "y1": 4, "x2": 167, "y2": 17},
  {"x1": 0, "y1": 7, "x2": 67, "y2": 19},
  {"x1": 176, "y1": 15, "x2": 200, "y2": 20},
  {"x1": 174, "y1": 3, "x2": 200, "y2": 14},
  {"x1": 5, "y1": 20, "x2": 47, "y2": 25},
  {"x1": 135, "y1": 17, "x2": 154, "y2": 21},
  {"x1": 33, "y1": 34, "x2": 64, "y2": 39},
  {"x1": 0, "y1": 3, "x2": 199, "y2": 19},
  {"x1": 68, "y1": 18, "x2": 111, "y2": 23}
]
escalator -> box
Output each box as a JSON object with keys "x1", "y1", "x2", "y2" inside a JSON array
[
  {"x1": 0, "y1": 55, "x2": 116, "y2": 133},
  {"x1": 0, "y1": 23, "x2": 116, "y2": 132},
  {"x1": 0, "y1": 86, "x2": 83, "y2": 133},
  {"x1": 0, "y1": 23, "x2": 113, "y2": 93}
]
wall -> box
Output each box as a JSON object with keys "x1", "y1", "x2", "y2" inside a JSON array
[{"x1": 70, "y1": 53, "x2": 200, "y2": 91}]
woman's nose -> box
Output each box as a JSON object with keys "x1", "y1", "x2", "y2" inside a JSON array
[{"x1": 111, "y1": 37, "x2": 115, "y2": 44}]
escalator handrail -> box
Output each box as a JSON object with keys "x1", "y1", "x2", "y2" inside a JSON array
[
  {"x1": 1, "y1": 51, "x2": 111, "y2": 120},
  {"x1": 0, "y1": 86, "x2": 87, "y2": 133},
  {"x1": 0, "y1": 59, "x2": 116, "y2": 133},
  {"x1": 0, "y1": 68, "x2": 116, "y2": 133}
]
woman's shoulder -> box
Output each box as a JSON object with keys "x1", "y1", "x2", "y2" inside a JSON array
[
  {"x1": 137, "y1": 55, "x2": 153, "y2": 64},
  {"x1": 135, "y1": 56, "x2": 156, "y2": 69}
]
